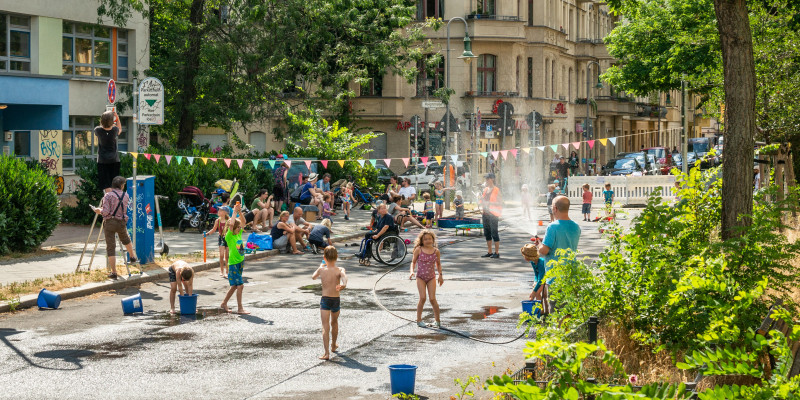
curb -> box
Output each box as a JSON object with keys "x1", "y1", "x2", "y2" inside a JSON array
[{"x1": 0, "y1": 230, "x2": 366, "y2": 314}]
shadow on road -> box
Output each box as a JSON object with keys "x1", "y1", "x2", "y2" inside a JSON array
[{"x1": 0, "y1": 328, "x2": 92, "y2": 371}]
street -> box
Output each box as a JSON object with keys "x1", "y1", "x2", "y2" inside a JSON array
[{"x1": 0, "y1": 206, "x2": 616, "y2": 399}]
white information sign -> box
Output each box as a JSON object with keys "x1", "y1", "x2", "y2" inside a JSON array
[
  {"x1": 421, "y1": 101, "x2": 445, "y2": 109},
  {"x1": 138, "y1": 77, "x2": 164, "y2": 125}
]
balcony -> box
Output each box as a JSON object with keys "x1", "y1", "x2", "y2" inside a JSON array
[
  {"x1": 466, "y1": 14, "x2": 522, "y2": 22},
  {"x1": 349, "y1": 97, "x2": 404, "y2": 118},
  {"x1": 465, "y1": 91, "x2": 520, "y2": 97},
  {"x1": 576, "y1": 38, "x2": 604, "y2": 44}
]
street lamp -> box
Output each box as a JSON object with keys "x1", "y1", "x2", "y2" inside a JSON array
[
  {"x1": 445, "y1": 17, "x2": 477, "y2": 209},
  {"x1": 586, "y1": 60, "x2": 602, "y2": 171}
]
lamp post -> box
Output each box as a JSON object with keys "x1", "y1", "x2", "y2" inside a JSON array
[
  {"x1": 585, "y1": 61, "x2": 603, "y2": 169},
  {"x1": 445, "y1": 17, "x2": 477, "y2": 209}
]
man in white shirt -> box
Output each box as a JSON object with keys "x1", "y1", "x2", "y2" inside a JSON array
[{"x1": 397, "y1": 178, "x2": 417, "y2": 207}]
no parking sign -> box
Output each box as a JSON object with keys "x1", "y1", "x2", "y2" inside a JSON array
[{"x1": 107, "y1": 79, "x2": 116, "y2": 104}]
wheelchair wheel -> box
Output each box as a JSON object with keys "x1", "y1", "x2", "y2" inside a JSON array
[{"x1": 374, "y1": 235, "x2": 407, "y2": 266}]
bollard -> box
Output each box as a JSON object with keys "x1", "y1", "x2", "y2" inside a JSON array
[
  {"x1": 203, "y1": 234, "x2": 207, "y2": 263},
  {"x1": 588, "y1": 315, "x2": 598, "y2": 343}
]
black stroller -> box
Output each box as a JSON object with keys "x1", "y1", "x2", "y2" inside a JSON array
[{"x1": 177, "y1": 186, "x2": 218, "y2": 232}]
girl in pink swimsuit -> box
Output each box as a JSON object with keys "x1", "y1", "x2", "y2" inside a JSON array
[{"x1": 409, "y1": 230, "x2": 444, "y2": 328}]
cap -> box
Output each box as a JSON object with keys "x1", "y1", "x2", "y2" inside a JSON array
[{"x1": 484, "y1": 173, "x2": 495, "y2": 180}]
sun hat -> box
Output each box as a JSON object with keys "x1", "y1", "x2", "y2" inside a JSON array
[
  {"x1": 520, "y1": 243, "x2": 539, "y2": 261},
  {"x1": 308, "y1": 172, "x2": 319, "y2": 181}
]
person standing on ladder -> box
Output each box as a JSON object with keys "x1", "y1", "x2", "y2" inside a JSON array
[
  {"x1": 480, "y1": 173, "x2": 503, "y2": 259},
  {"x1": 92, "y1": 176, "x2": 137, "y2": 279},
  {"x1": 95, "y1": 110, "x2": 123, "y2": 193}
]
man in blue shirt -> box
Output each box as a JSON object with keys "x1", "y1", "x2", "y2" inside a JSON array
[
  {"x1": 299, "y1": 173, "x2": 322, "y2": 206},
  {"x1": 539, "y1": 195, "x2": 581, "y2": 275}
]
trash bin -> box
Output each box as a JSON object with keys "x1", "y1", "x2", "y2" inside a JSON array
[{"x1": 126, "y1": 175, "x2": 155, "y2": 264}]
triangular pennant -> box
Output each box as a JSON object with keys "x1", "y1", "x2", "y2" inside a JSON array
[
  {"x1": 321, "y1": 160, "x2": 329, "y2": 168},
  {"x1": 130, "y1": 152, "x2": 138, "y2": 158},
  {"x1": 450, "y1": 155, "x2": 459, "y2": 163},
  {"x1": 224, "y1": 158, "x2": 232, "y2": 168},
  {"x1": 550, "y1": 145, "x2": 559, "y2": 152},
  {"x1": 187, "y1": 157, "x2": 195, "y2": 165},
  {"x1": 369, "y1": 159, "x2": 377, "y2": 167},
  {"x1": 537, "y1": 146, "x2": 545, "y2": 152},
  {"x1": 599, "y1": 138, "x2": 608, "y2": 146},
  {"x1": 337, "y1": 160, "x2": 345, "y2": 168},
  {"x1": 284, "y1": 160, "x2": 292, "y2": 168},
  {"x1": 210, "y1": 158, "x2": 217, "y2": 162},
  {"x1": 480, "y1": 152, "x2": 488, "y2": 158},
  {"x1": 434, "y1": 156, "x2": 443, "y2": 165},
  {"x1": 500, "y1": 150, "x2": 509, "y2": 160},
  {"x1": 153, "y1": 154, "x2": 161, "y2": 163},
  {"x1": 176, "y1": 156, "x2": 183, "y2": 164},
  {"x1": 561, "y1": 143, "x2": 570, "y2": 151},
  {"x1": 510, "y1": 149, "x2": 518, "y2": 158},
  {"x1": 237, "y1": 159, "x2": 244, "y2": 168},
  {"x1": 491, "y1": 151, "x2": 500, "y2": 160},
  {"x1": 251, "y1": 159, "x2": 260, "y2": 168},
  {"x1": 420, "y1": 156, "x2": 429, "y2": 164},
  {"x1": 305, "y1": 160, "x2": 313, "y2": 170},
  {"x1": 267, "y1": 160, "x2": 276, "y2": 169},
  {"x1": 383, "y1": 158, "x2": 392, "y2": 167},
  {"x1": 588, "y1": 140, "x2": 596, "y2": 149},
  {"x1": 165, "y1": 155, "x2": 172, "y2": 165},
  {"x1": 144, "y1": 153, "x2": 151, "y2": 160},
  {"x1": 201, "y1": 157, "x2": 208, "y2": 165},
  {"x1": 572, "y1": 142, "x2": 581, "y2": 149},
  {"x1": 357, "y1": 159, "x2": 365, "y2": 167},
  {"x1": 609, "y1": 137, "x2": 617, "y2": 146},
  {"x1": 521, "y1": 148, "x2": 531, "y2": 154},
  {"x1": 402, "y1": 158, "x2": 410, "y2": 167}
]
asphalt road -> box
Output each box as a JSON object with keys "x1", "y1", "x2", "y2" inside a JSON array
[{"x1": 0, "y1": 206, "x2": 620, "y2": 399}]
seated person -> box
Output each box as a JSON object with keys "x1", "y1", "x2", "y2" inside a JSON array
[
  {"x1": 309, "y1": 218, "x2": 334, "y2": 253},
  {"x1": 365, "y1": 203, "x2": 396, "y2": 240},
  {"x1": 390, "y1": 195, "x2": 425, "y2": 229},
  {"x1": 168, "y1": 260, "x2": 194, "y2": 314},
  {"x1": 299, "y1": 173, "x2": 322, "y2": 206},
  {"x1": 316, "y1": 173, "x2": 336, "y2": 213},
  {"x1": 272, "y1": 211, "x2": 303, "y2": 255},
  {"x1": 288, "y1": 206, "x2": 312, "y2": 240}
]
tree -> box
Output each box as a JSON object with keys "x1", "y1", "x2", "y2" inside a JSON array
[
  {"x1": 282, "y1": 110, "x2": 379, "y2": 161},
  {"x1": 97, "y1": 0, "x2": 436, "y2": 147}
]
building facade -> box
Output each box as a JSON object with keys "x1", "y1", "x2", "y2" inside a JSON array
[{"x1": 0, "y1": 0, "x2": 148, "y2": 194}]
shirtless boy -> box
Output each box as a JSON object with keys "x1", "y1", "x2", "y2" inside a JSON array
[
  {"x1": 311, "y1": 246, "x2": 348, "y2": 361},
  {"x1": 168, "y1": 260, "x2": 194, "y2": 314}
]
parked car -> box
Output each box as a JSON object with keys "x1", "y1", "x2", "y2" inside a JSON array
[
  {"x1": 397, "y1": 161, "x2": 468, "y2": 192},
  {"x1": 643, "y1": 147, "x2": 674, "y2": 175},
  {"x1": 601, "y1": 157, "x2": 646, "y2": 176},
  {"x1": 674, "y1": 152, "x2": 717, "y2": 170},
  {"x1": 617, "y1": 152, "x2": 662, "y2": 175},
  {"x1": 374, "y1": 164, "x2": 396, "y2": 186}
]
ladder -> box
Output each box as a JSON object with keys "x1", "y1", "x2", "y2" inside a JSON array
[{"x1": 75, "y1": 204, "x2": 135, "y2": 277}]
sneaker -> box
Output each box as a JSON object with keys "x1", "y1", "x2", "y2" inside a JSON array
[
  {"x1": 108, "y1": 273, "x2": 118, "y2": 280},
  {"x1": 417, "y1": 321, "x2": 426, "y2": 328},
  {"x1": 344, "y1": 215, "x2": 349, "y2": 221},
  {"x1": 490, "y1": 253, "x2": 500, "y2": 259},
  {"x1": 311, "y1": 244, "x2": 318, "y2": 254},
  {"x1": 481, "y1": 253, "x2": 493, "y2": 258},
  {"x1": 127, "y1": 257, "x2": 138, "y2": 264},
  {"x1": 429, "y1": 321, "x2": 441, "y2": 329}
]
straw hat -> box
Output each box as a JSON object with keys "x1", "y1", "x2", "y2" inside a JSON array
[
  {"x1": 520, "y1": 243, "x2": 539, "y2": 261},
  {"x1": 308, "y1": 172, "x2": 319, "y2": 181}
]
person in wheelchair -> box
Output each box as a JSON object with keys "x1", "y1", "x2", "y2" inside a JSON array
[{"x1": 366, "y1": 203, "x2": 397, "y2": 240}]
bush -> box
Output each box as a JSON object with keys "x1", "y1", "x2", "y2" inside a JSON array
[{"x1": 0, "y1": 156, "x2": 61, "y2": 255}]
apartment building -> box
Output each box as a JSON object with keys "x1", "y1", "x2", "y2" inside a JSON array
[{"x1": 0, "y1": 0, "x2": 148, "y2": 193}]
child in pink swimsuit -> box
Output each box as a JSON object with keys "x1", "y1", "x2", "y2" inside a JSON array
[{"x1": 409, "y1": 230, "x2": 444, "y2": 328}]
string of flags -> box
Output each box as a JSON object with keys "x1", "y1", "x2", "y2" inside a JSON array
[{"x1": 119, "y1": 137, "x2": 626, "y2": 169}]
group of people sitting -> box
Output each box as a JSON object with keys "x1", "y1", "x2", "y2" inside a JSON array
[{"x1": 293, "y1": 172, "x2": 353, "y2": 222}]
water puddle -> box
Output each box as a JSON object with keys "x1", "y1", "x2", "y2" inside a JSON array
[{"x1": 469, "y1": 306, "x2": 506, "y2": 320}]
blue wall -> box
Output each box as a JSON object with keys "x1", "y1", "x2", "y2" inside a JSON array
[{"x1": 0, "y1": 75, "x2": 69, "y2": 131}]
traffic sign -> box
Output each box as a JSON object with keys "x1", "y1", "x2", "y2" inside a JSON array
[
  {"x1": 138, "y1": 77, "x2": 165, "y2": 125},
  {"x1": 422, "y1": 101, "x2": 444, "y2": 109},
  {"x1": 107, "y1": 79, "x2": 116, "y2": 104}
]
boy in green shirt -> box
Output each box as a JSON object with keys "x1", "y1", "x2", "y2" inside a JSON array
[{"x1": 221, "y1": 203, "x2": 250, "y2": 314}]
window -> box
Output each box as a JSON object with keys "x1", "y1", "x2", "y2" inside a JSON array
[
  {"x1": 527, "y1": 57, "x2": 533, "y2": 98},
  {"x1": 117, "y1": 30, "x2": 129, "y2": 81},
  {"x1": 13, "y1": 131, "x2": 31, "y2": 156},
  {"x1": 477, "y1": 54, "x2": 496, "y2": 93},
  {"x1": 416, "y1": 56, "x2": 444, "y2": 96},
  {"x1": 0, "y1": 13, "x2": 31, "y2": 72},
  {"x1": 63, "y1": 22, "x2": 120, "y2": 79},
  {"x1": 478, "y1": 0, "x2": 496, "y2": 15},
  {"x1": 62, "y1": 116, "x2": 129, "y2": 170},
  {"x1": 417, "y1": 0, "x2": 444, "y2": 19},
  {"x1": 528, "y1": 0, "x2": 533, "y2": 26},
  {"x1": 360, "y1": 69, "x2": 383, "y2": 97}
]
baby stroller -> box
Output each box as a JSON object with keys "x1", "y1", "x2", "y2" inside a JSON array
[{"x1": 177, "y1": 186, "x2": 218, "y2": 233}]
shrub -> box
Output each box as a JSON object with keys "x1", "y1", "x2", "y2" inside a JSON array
[{"x1": 0, "y1": 156, "x2": 61, "y2": 255}]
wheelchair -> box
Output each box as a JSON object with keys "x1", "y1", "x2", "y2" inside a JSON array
[{"x1": 357, "y1": 229, "x2": 408, "y2": 267}]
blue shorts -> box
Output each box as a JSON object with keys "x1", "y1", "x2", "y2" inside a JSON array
[
  {"x1": 582, "y1": 203, "x2": 591, "y2": 214},
  {"x1": 425, "y1": 212, "x2": 435, "y2": 220},
  {"x1": 320, "y1": 296, "x2": 341, "y2": 313},
  {"x1": 435, "y1": 199, "x2": 444, "y2": 205},
  {"x1": 228, "y1": 262, "x2": 243, "y2": 286}
]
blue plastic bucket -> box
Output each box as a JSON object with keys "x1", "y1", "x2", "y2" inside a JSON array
[
  {"x1": 522, "y1": 300, "x2": 542, "y2": 317},
  {"x1": 121, "y1": 292, "x2": 143, "y2": 314},
  {"x1": 37, "y1": 288, "x2": 61, "y2": 309},
  {"x1": 388, "y1": 364, "x2": 418, "y2": 395},
  {"x1": 178, "y1": 294, "x2": 198, "y2": 315}
]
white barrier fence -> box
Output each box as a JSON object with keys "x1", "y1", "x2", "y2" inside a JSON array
[{"x1": 565, "y1": 175, "x2": 677, "y2": 205}]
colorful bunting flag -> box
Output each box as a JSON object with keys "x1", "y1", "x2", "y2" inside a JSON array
[
  {"x1": 304, "y1": 160, "x2": 313, "y2": 170},
  {"x1": 572, "y1": 142, "x2": 581, "y2": 150},
  {"x1": 201, "y1": 157, "x2": 208, "y2": 165},
  {"x1": 510, "y1": 149, "x2": 518, "y2": 158},
  {"x1": 561, "y1": 143, "x2": 570, "y2": 151},
  {"x1": 491, "y1": 151, "x2": 500, "y2": 160},
  {"x1": 369, "y1": 159, "x2": 377, "y2": 167},
  {"x1": 130, "y1": 152, "x2": 138, "y2": 158},
  {"x1": 210, "y1": 158, "x2": 217, "y2": 162},
  {"x1": 609, "y1": 137, "x2": 617, "y2": 146},
  {"x1": 537, "y1": 146, "x2": 545, "y2": 152},
  {"x1": 599, "y1": 138, "x2": 608, "y2": 146},
  {"x1": 153, "y1": 154, "x2": 161, "y2": 163},
  {"x1": 321, "y1": 160, "x2": 329, "y2": 168},
  {"x1": 337, "y1": 160, "x2": 345, "y2": 168},
  {"x1": 434, "y1": 156, "x2": 443, "y2": 165},
  {"x1": 176, "y1": 156, "x2": 183, "y2": 164},
  {"x1": 402, "y1": 158, "x2": 410, "y2": 167},
  {"x1": 588, "y1": 140, "x2": 596, "y2": 149},
  {"x1": 383, "y1": 158, "x2": 391, "y2": 167},
  {"x1": 187, "y1": 157, "x2": 195, "y2": 165},
  {"x1": 500, "y1": 150, "x2": 508, "y2": 160},
  {"x1": 357, "y1": 159, "x2": 365, "y2": 167},
  {"x1": 165, "y1": 155, "x2": 173, "y2": 165},
  {"x1": 522, "y1": 147, "x2": 531, "y2": 154},
  {"x1": 236, "y1": 159, "x2": 244, "y2": 168},
  {"x1": 420, "y1": 156, "x2": 429, "y2": 164},
  {"x1": 284, "y1": 160, "x2": 292, "y2": 168},
  {"x1": 450, "y1": 154, "x2": 459, "y2": 163},
  {"x1": 224, "y1": 158, "x2": 232, "y2": 168},
  {"x1": 480, "y1": 152, "x2": 488, "y2": 158},
  {"x1": 550, "y1": 145, "x2": 559, "y2": 152},
  {"x1": 267, "y1": 160, "x2": 276, "y2": 169},
  {"x1": 144, "y1": 153, "x2": 151, "y2": 160},
  {"x1": 251, "y1": 159, "x2": 260, "y2": 168}
]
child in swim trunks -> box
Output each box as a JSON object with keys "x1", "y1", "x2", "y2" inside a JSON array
[
  {"x1": 409, "y1": 230, "x2": 444, "y2": 328},
  {"x1": 423, "y1": 193, "x2": 434, "y2": 228},
  {"x1": 168, "y1": 260, "x2": 194, "y2": 314},
  {"x1": 220, "y1": 203, "x2": 250, "y2": 314},
  {"x1": 312, "y1": 246, "x2": 348, "y2": 361}
]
